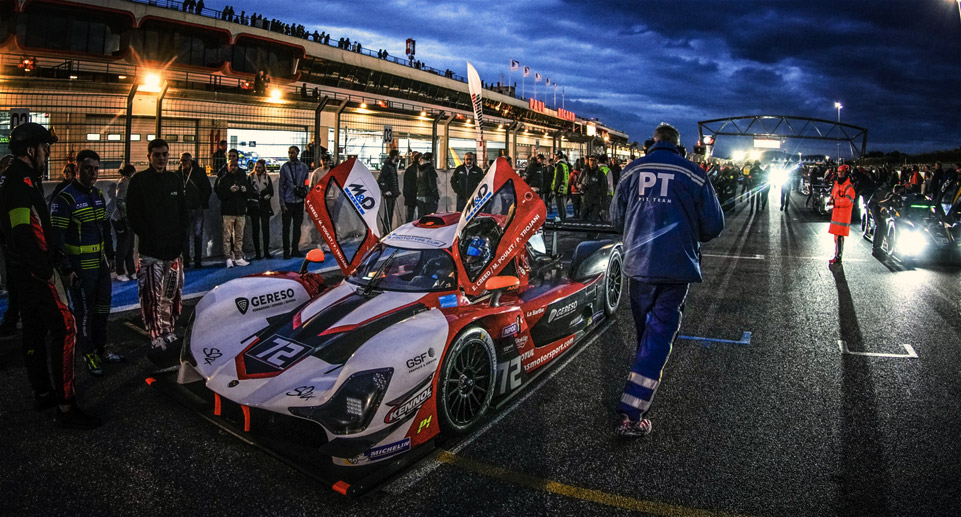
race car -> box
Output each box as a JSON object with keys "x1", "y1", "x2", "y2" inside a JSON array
[
  {"x1": 861, "y1": 189, "x2": 961, "y2": 266},
  {"x1": 175, "y1": 157, "x2": 624, "y2": 469}
]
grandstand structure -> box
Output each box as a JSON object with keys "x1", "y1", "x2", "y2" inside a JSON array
[{"x1": 0, "y1": 0, "x2": 634, "y2": 176}]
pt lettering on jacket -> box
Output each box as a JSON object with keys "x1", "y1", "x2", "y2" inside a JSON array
[{"x1": 638, "y1": 172, "x2": 674, "y2": 197}]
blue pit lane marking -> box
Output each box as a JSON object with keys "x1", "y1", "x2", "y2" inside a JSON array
[{"x1": 677, "y1": 331, "x2": 752, "y2": 348}]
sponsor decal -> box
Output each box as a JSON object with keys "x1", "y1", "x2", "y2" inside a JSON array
[
  {"x1": 286, "y1": 386, "x2": 315, "y2": 400},
  {"x1": 524, "y1": 336, "x2": 575, "y2": 371},
  {"x1": 385, "y1": 233, "x2": 448, "y2": 248},
  {"x1": 385, "y1": 383, "x2": 433, "y2": 424},
  {"x1": 406, "y1": 348, "x2": 437, "y2": 373},
  {"x1": 501, "y1": 315, "x2": 522, "y2": 338},
  {"x1": 525, "y1": 307, "x2": 545, "y2": 318},
  {"x1": 438, "y1": 294, "x2": 459, "y2": 308},
  {"x1": 235, "y1": 298, "x2": 249, "y2": 314},
  {"x1": 464, "y1": 183, "x2": 492, "y2": 223},
  {"x1": 365, "y1": 438, "x2": 411, "y2": 460},
  {"x1": 637, "y1": 171, "x2": 674, "y2": 198},
  {"x1": 202, "y1": 347, "x2": 222, "y2": 365},
  {"x1": 344, "y1": 183, "x2": 376, "y2": 215},
  {"x1": 514, "y1": 335, "x2": 529, "y2": 348},
  {"x1": 547, "y1": 300, "x2": 578, "y2": 323},
  {"x1": 235, "y1": 288, "x2": 298, "y2": 315},
  {"x1": 228, "y1": 380, "x2": 239, "y2": 388},
  {"x1": 520, "y1": 349, "x2": 534, "y2": 361},
  {"x1": 416, "y1": 415, "x2": 432, "y2": 434}
]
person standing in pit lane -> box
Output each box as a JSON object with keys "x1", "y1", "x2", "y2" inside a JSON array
[
  {"x1": 0, "y1": 123, "x2": 99, "y2": 428},
  {"x1": 278, "y1": 145, "x2": 310, "y2": 259},
  {"x1": 247, "y1": 159, "x2": 275, "y2": 260},
  {"x1": 609, "y1": 123, "x2": 724, "y2": 437},
  {"x1": 49, "y1": 149, "x2": 122, "y2": 377},
  {"x1": 378, "y1": 150, "x2": 401, "y2": 232},
  {"x1": 177, "y1": 152, "x2": 212, "y2": 269},
  {"x1": 127, "y1": 138, "x2": 188, "y2": 362},
  {"x1": 551, "y1": 151, "x2": 571, "y2": 221},
  {"x1": 450, "y1": 152, "x2": 485, "y2": 211},
  {"x1": 111, "y1": 165, "x2": 137, "y2": 281},
  {"x1": 829, "y1": 164, "x2": 855, "y2": 267},
  {"x1": 215, "y1": 149, "x2": 251, "y2": 268},
  {"x1": 402, "y1": 151, "x2": 421, "y2": 222}
]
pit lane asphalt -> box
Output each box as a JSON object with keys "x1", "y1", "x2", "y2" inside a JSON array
[{"x1": 2, "y1": 189, "x2": 959, "y2": 516}]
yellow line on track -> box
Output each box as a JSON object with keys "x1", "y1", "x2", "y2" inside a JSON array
[{"x1": 437, "y1": 451, "x2": 751, "y2": 517}]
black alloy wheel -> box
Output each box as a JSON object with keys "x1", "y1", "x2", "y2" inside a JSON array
[
  {"x1": 437, "y1": 327, "x2": 495, "y2": 435},
  {"x1": 604, "y1": 249, "x2": 624, "y2": 317}
]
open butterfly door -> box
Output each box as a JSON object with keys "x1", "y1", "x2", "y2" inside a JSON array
[
  {"x1": 305, "y1": 158, "x2": 383, "y2": 275},
  {"x1": 453, "y1": 157, "x2": 547, "y2": 296}
]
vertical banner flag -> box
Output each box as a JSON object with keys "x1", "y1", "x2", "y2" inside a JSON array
[
  {"x1": 523, "y1": 66, "x2": 530, "y2": 77},
  {"x1": 466, "y1": 61, "x2": 486, "y2": 162},
  {"x1": 535, "y1": 72, "x2": 542, "y2": 82},
  {"x1": 510, "y1": 59, "x2": 519, "y2": 71}
]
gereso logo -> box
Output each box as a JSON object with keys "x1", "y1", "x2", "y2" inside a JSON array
[
  {"x1": 235, "y1": 288, "x2": 297, "y2": 314},
  {"x1": 547, "y1": 300, "x2": 577, "y2": 323}
]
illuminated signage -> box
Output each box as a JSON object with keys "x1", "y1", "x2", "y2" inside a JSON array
[{"x1": 753, "y1": 138, "x2": 781, "y2": 149}]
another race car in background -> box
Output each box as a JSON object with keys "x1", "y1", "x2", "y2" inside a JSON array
[
  {"x1": 861, "y1": 189, "x2": 961, "y2": 267},
  {"x1": 173, "y1": 157, "x2": 624, "y2": 483}
]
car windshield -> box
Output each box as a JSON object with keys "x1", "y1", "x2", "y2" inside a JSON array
[{"x1": 347, "y1": 243, "x2": 457, "y2": 292}]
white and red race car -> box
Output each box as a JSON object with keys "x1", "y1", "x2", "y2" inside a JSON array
[{"x1": 176, "y1": 157, "x2": 623, "y2": 476}]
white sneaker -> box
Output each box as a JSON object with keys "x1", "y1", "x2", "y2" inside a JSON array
[
  {"x1": 226, "y1": 259, "x2": 234, "y2": 268},
  {"x1": 234, "y1": 258, "x2": 250, "y2": 267},
  {"x1": 116, "y1": 274, "x2": 130, "y2": 282}
]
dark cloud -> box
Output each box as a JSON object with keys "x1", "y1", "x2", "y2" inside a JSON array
[{"x1": 229, "y1": 0, "x2": 960, "y2": 154}]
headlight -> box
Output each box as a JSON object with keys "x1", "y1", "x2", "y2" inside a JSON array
[
  {"x1": 898, "y1": 229, "x2": 928, "y2": 256},
  {"x1": 288, "y1": 368, "x2": 393, "y2": 435}
]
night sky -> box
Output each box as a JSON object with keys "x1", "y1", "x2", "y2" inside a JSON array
[{"x1": 224, "y1": 0, "x2": 961, "y2": 158}]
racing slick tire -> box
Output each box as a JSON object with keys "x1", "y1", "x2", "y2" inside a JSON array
[
  {"x1": 437, "y1": 327, "x2": 496, "y2": 435},
  {"x1": 604, "y1": 248, "x2": 624, "y2": 317}
]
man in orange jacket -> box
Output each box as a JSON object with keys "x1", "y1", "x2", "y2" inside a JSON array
[{"x1": 829, "y1": 164, "x2": 855, "y2": 266}]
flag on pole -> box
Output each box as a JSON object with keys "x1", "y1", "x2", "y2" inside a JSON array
[
  {"x1": 545, "y1": 77, "x2": 550, "y2": 86},
  {"x1": 523, "y1": 66, "x2": 530, "y2": 77},
  {"x1": 535, "y1": 72, "x2": 542, "y2": 82},
  {"x1": 510, "y1": 59, "x2": 519, "y2": 71},
  {"x1": 466, "y1": 61, "x2": 486, "y2": 162}
]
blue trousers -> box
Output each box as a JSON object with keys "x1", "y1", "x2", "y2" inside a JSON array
[{"x1": 618, "y1": 279, "x2": 688, "y2": 421}]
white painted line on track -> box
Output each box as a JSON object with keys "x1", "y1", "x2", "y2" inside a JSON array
[
  {"x1": 384, "y1": 325, "x2": 609, "y2": 495},
  {"x1": 838, "y1": 340, "x2": 918, "y2": 358},
  {"x1": 703, "y1": 253, "x2": 765, "y2": 260},
  {"x1": 123, "y1": 320, "x2": 150, "y2": 337}
]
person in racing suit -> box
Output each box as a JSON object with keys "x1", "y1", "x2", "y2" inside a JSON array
[
  {"x1": 49, "y1": 149, "x2": 120, "y2": 377},
  {"x1": 127, "y1": 138, "x2": 188, "y2": 361},
  {"x1": 609, "y1": 124, "x2": 724, "y2": 437},
  {"x1": 829, "y1": 165, "x2": 855, "y2": 266},
  {"x1": 0, "y1": 122, "x2": 99, "y2": 428}
]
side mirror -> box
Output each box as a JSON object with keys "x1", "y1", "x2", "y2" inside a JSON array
[
  {"x1": 299, "y1": 248, "x2": 326, "y2": 274},
  {"x1": 485, "y1": 275, "x2": 519, "y2": 307}
]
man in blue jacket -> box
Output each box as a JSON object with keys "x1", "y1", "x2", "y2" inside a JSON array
[{"x1": 609, "y1": 123, "x2": 724, "y2": 437}]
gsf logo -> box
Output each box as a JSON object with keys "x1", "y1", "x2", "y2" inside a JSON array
[
  {"x1": 348, "y1": 183, "x2": 376, "y2": 210},
  {"x1": 407, "y1": 348, "x2": 435, "y2": 369},
  {"x1": 637, "y1": 172, "x2": 674, "y2": 197}
]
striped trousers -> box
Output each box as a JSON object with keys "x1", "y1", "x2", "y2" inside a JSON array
[{"x1": 137, "y1": 256, "x2": 184, "y2": 341}]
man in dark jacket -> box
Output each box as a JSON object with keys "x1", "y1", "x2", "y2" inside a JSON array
[
  {"x1": 214, "y1": 150, "x2": 251, "y2": 268},
  {"x1": 177, "y1": 152, "x2": 211, "y2": 268},
  {"x1": 521, "y1": 154, "x2": 545, "y2": 194},
  {"x1": 416, "y1": 153, "x2": 439, "y2": 216},
  {"x1": 579, "y1": 155, "x2": 607, "y2": 221},
  {"x1": 450, "y1": 152, "x2": 484, "y2": 211},
  {"x1": 127, "y1": 138, "x2": 188, "y2": 360},
  {"x1": 402, "y1": 151, "x2": 421, "y2": 222},
  {"x1": 212, "y1": 139, "x2": 228, "y2": 177},
  {"x1": 0, "y1": 123, "x2": 99, "y2": 429},
  {"x1": 610, "y1": 124, "x2": 724, "y2": 438},
  {"x1": 378, "y1": 150, "x2": 401, "y2": 232}
]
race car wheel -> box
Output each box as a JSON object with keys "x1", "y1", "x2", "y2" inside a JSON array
[
  {"x1": 604, "y1": 249, "x2": 624, "y2": 317},
  {"x1": 438, "y1": 327, "x2": 496, "y2": 435},
  {"x1": 883, "y1": 224, "x2": 896, "y2": 257}
]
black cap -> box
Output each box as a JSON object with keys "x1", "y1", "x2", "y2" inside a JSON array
[{"x1": 10, "y1": 123, "x2": 57, "y2": 155}]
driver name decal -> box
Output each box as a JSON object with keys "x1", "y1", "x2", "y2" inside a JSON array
[{"x1": 475, "y1": 212, "x2": 541, "y2": 289}]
